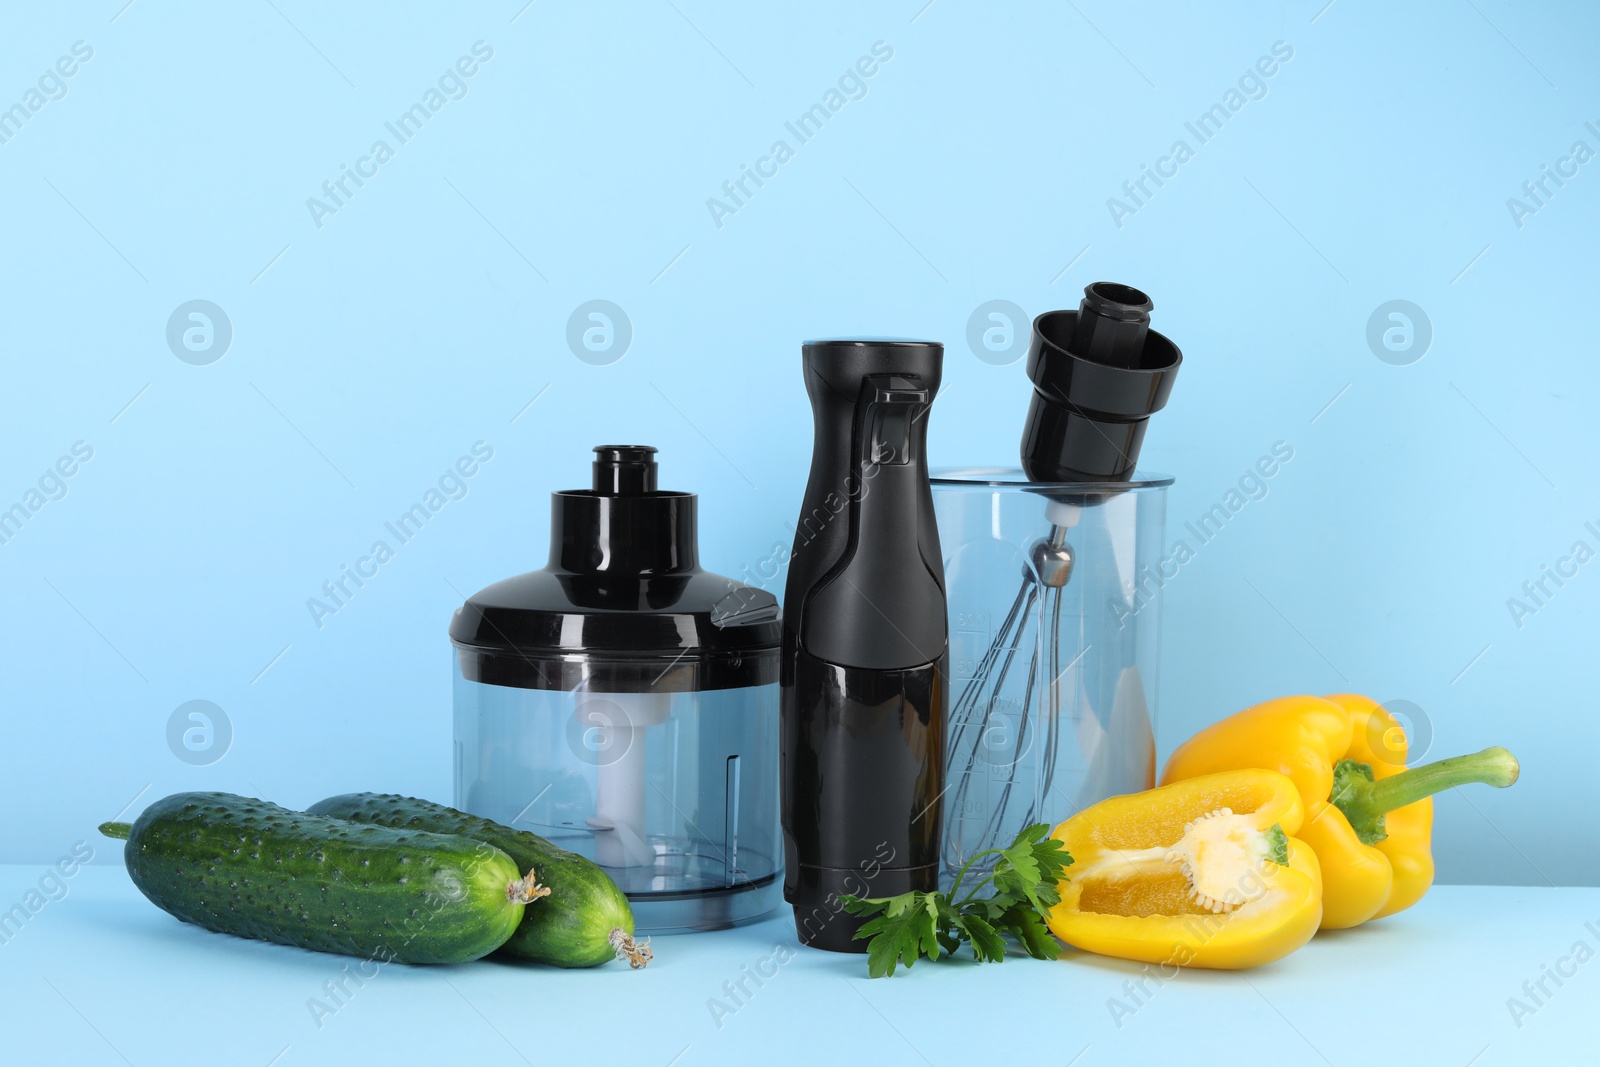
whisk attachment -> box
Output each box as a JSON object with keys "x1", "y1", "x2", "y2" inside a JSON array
[{"x1": 941, "y1": 283, "x2": 1183, "y2": 886}]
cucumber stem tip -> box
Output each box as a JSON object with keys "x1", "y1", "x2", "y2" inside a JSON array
[
  {"x1": 99, "y1": 822, "x2": 131, "y2": 840},
  {"x1": 507, "y1": 869, "x2": 552, "y2": 905},
  {"x1": 609, "y1": 927, "x2": 652, "y2": 969}
]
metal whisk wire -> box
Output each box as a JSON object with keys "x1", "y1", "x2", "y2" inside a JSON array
[{"x1": 944, "y1": 525, "x2": 1074, "y2": 870}]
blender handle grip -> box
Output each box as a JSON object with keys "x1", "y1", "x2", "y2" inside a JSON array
[{"x1": 798, "y1": 374, "x2": 945, "y2": 671}]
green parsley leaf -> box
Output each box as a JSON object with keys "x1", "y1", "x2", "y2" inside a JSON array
[
  {"x1": 840, "y1": 824, "x2": 1073, "y2": 977},
  {"x1": 996, "y1": 901, "x2": 1064, "y2": 961},
  {"x1": 850, "y1": 891, "x2": 943, "y2": 978},
  {"x1": 960, "y1": 912, "x2": 1008, "y2": 963}
]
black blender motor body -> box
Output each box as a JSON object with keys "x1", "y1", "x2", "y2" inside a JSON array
[{"x1": 781, "y1": 339, "x2": 948, "y2": 952}]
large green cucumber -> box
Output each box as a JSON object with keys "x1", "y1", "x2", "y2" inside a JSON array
[
  {"x1": 308, "y1": 793, "x2": 648, "y2": 968},
  {"x1": 100, "y1": 792, "x2": 538, "y2": 964}
]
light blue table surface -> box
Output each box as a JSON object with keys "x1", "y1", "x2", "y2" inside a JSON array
[{"x1": 1, "y1": 866, "x2": 1591, "y2": 1066}]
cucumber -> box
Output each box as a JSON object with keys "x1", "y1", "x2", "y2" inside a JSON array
[
  {"x1": 308, "y1": 793, "x2": 649, "y2": 968},
  {"x1": 100, "y1": 792, "x2": 542, "y2": 965}
]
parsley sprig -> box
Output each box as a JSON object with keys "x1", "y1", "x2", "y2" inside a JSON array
[{"x1": 840, "y1": 824, "x2": 1074, "y2": 977}]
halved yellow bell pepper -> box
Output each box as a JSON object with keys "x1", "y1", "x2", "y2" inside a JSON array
[
  {"x1": 1161, "y1": 693, "x2": 1519, "y2": 929},
  {"x1": 1046, "y1": 768, "x2": 1322, "y2": 969}
]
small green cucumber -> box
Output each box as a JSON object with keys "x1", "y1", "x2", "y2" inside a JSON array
[
  {"x1": 100, "y1": 792, "x2": 541, "y2": 964},
  {"x1": 308, "y1": 793, "x2": 648, "y2": 968}
]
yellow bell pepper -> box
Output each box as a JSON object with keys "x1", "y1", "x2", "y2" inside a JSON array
[
  {"x1": 1046, "y1": 768, "x2": 1322, "y2": 969},
  {"x1": 1161, "y1": 693, "x2": 1519, "y2": 929}
]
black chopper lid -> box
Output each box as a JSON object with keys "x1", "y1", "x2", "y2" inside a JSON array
[{"x1": 449, "y1": 446, "x2": 780, "y2": 692}]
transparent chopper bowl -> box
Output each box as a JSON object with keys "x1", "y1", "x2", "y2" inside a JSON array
[
  {"x1": 452, "y1": 654, "x2": 782, "y2": 933},
  {"x1": 931, "y1": 468, "x2": 1170, "y2": 887}
]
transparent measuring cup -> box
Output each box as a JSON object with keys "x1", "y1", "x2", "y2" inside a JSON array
[{"x1": 931, "y1": 468, "x2": 1171, "y2": 886}]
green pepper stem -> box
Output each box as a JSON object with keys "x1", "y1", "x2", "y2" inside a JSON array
[
  {"x1": 99, "y1": 822, "x2": 131, "y2": 840},
  {"x1": 1362, "y1": 746, "x2": 1519, "y2": 812},
  {"x1": 1332, "y1": 747, "x2": 1519, "y2": 845}
]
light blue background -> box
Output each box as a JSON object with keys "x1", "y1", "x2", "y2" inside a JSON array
[{"x1": 1, "y1": 0, "x2": 1593, "y2": 890}]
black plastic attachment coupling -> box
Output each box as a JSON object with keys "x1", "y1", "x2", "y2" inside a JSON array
[{"x1": 1020, "y1": 282, "x2": 1182, "y2": 483}]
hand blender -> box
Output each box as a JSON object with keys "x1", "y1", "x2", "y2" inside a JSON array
[{"x1": 781, "y1": 339, "x2": 947, "y2": 952}]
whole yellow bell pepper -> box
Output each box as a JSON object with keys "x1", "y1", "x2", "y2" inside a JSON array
[
  {"x1": 1161, "y1": 693, "x2": 1519, "y2": 929},
  {"x1": 1046, "y1": 768, "x2": 1322, "y2": 969}
]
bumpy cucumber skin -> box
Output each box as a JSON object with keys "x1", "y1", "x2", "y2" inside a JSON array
[
  {"x1": 119, "y1": 793, "x2": 524, "y2": 964},
  {"x1": 310, "y1": 793, "x2": 634, "y2": 967}
]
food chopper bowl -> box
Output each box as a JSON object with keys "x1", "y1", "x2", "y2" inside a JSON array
[
  {"x1": 451, "y1": 445, "x2": 783, "y2": 933},
  {"x1": 930, "y1": 467, "x2": 1171, "y2": 886},
  {"x1": 451, "y1": 651, "x2": 781, "y2": 933}
]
